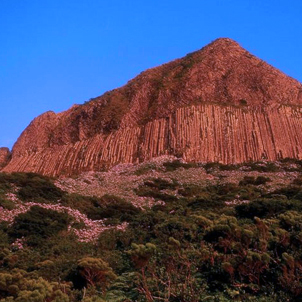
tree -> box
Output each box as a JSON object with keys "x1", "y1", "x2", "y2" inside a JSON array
[{"x1": 77, "y1": 257, "x2": 116, "y2": 294}]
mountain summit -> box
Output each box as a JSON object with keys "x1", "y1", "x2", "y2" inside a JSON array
[{"x1": 2, "y1": 38, "x2": 302, "y2": 176}]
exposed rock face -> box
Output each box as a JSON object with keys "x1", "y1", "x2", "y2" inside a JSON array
[
  {"x1": 0, "y1": 148, "x2": 11, "y2": 169},
  {"x1": 2, "y1": 38, "x2": 302, "y2": 176}
]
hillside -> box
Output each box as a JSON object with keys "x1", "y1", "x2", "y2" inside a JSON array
[
  {"x1": 1, "y1": 158, "x2": 302, "y2": 300},
  {"x1": 2, "y1": 38, "x2": 302, "y2": 176}
]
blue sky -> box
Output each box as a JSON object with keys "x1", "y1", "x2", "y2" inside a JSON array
[{"x1": 1, "y1": 0, "x2": 302, "y2": 149}]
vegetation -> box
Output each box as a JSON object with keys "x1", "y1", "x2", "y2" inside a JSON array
[
  {"x1": 9, "y1": 205, "x2": 71, "y2": 246},
  {"x1": 1, "y1": 169, "x2": 302, "y2": 301},
  {"x1": 163, "y1": 160, "x2": 199, "y2": 171},
  {"x1": 0, "y1": 172, "x2": 64, "y2": 203}
]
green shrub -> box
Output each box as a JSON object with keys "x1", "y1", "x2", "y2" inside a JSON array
[
  {"x1": 292, "y1": 177, "x2": 302, "y2": 186},
  {"x1": 203, "y1": 162, "x2": 239, "y2": 172},
  {"x1": 154, "y1": 217, "x2": 198, "y2": 242},
  {"x1": 143, "y1": 178, "x2": 178, "y2": 190},
  {"x1": 239, "y1": 176, "x2": 271, "y2": 186},
  {"x1": 134, "y1": 163, "x2": 158, "y2": 175},
  {"x1": 135, "y1": 187, "x2": 178, "y2": 202},
  {"x1": 246, "y1": 162, "x2": 280, "y2": 172},
  {"x1": 62, "y1": 193, "x2": 141, "y2": 222},
  {"x1": 187, "y1": 197, "x2": 223, "y2": 210},
  {"x1": 135, "y1": 178, "x2": 179, "y2": 202},
  {"x1": 239, "y1": 99, "x2": 248, "y2": 106},
  {"x1": 0, "y1": 173, "x2": 12, "y2": 192},
  {"x1": 163, "y1": 160, "x2": 198, "y2": 171},
  {"x1": 0, "y1": 269, "x2": 71, "y2": 302},
  {"x1": 87, "y1": 195, "x2": 141, "y2": 222},
  {"x1": 254, "y1": 176, "x2": 271, "y2": 185},
  {"x1": 271, "y1": 185, "x2": 302, "y2": 201},
  {"x1": 0, "y1": 172, "x2": 64, "y2": 203},
  {"x1": 9, "y1": 205, "x2": 71, "y2": 246},
  {"x1": 203, "y1": 162, "x2": 221, "y2": 172},
  {"x1": 235, "y1": 199, "x2": 301, "y2": 219},
  {"x1": 0, "y1": 196, "x2": 15, "y2": 210},
  {"x1": 204, "y1": 224, "x2": 232, "y2": 242},
  {"x1": 278, "y1": 211, "x2": 302, "y2": 231},
  {"x1": 61, "y1": 193, "x2": 101, "y2": 214},
  {"x1": 178, "y1": 184, "x2": 206, "y2": 197},
  {"x1": 17, "y1": 178, "x2": 64, "y2": 202}
]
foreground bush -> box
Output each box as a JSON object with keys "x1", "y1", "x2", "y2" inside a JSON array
[
  {"x1": 8, "y1": 206, "x2": 70, "y2": 246},
  {"x1": 0, "y1": 269, "x2": 70, "y2": 301}
]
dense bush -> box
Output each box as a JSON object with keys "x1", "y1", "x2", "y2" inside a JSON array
[
  {"x1": 0, "y1": 269, "x2": 71, "y2": 301},
  {"x1": 0, "y1": 196, "x2": 15, "y2": 210},
  {"x1": 235, "y1": 198, "x2": 302, "y2": 219},
  {"x1": 163, "y1": 160, "x2": 198, "y2": 171},
  {"x1": 134, "y1": 163, "x2": 158, "y2": 175},
  {"x1": 0, "y1": 172, "x2": 64, "y2": 202},
  {"x1": 61, "y1": 193, "x2": 101, "y2": 214},
  {"x1": 292, "y1": 176, "x2": 302, "y2": 186},
  {"x1": 239, "y1": 176, "x2": 271, "y2": 186},
  {"x1": 246, "y1": 161, "x2": 280, "y2": 172},
  {"x1": 203, "y1": 162, "x2": 239, "y2": 172},
  {"x1": 9, "y1": 205, "x2": 70, "y2": 246},
  {"x1": 135, "y1": 178, "x2": 179, "y2": 202},
  {"x1": 88, "y1": 194, "x2": 141, "y2": 222},
  {"x1": 61, "y1": 193, "x2": 141, "y2": 222},
  {"x1": 143, "y1": 178, "x2": 179, "y2": 190},
  {"x1": 17, "y1": 176, "x2": 64, "y2": 202},
  {"x1": 271, "y1": 185, "x2": 302, "y2": 201}
]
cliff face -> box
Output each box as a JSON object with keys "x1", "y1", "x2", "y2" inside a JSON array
[
  {"x1": 3, "y1": 104, "x2": 302, "y2": 176},
  {"x1": 2, "y1": 38, "x2": 302, "y2": 176},
  {"x1": 0, "y1": 148, "x2": 10, "y2": 169}
]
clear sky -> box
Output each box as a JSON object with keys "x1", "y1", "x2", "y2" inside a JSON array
[{"x1": 1, "y1": 0, "x2": 302, "y2": 150}]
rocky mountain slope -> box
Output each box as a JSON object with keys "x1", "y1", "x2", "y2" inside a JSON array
[
  {"x1": 2, "y1": 38, "x2": 302, "y2": 176},
  {"x1": 0, "y1": 147, "x2": 10, "y2": 169}
]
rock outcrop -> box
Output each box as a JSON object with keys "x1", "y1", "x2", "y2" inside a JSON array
[
  {"x1": 2, "y1": 38, "x2": 302, "y2": 176},
  {"x1": 0, "y1": 148, "x2": 11, "y2": 169}
]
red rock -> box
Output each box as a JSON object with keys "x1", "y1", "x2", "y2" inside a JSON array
[
  {"x1": 2, "y1": 38, "x2": 302, "y2": 176},
  {"x1": 0, "y1": 147, "x2": 11, "y2": 169}
]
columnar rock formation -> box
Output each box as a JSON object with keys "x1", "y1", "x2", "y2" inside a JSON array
[
  {"x1": 2, "y1": 38, "x2": 302, "y2": 176},
  {"x1": 0, "y1": 148, "x2": 10, "y2": 169}
]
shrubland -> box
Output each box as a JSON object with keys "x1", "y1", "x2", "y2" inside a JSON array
[{"x1": 0, "y1": 159, "x2": 302, "y2": 301}]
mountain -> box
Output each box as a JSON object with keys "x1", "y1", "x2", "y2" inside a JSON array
[
  {"x1": 2, "y1": 38, "x2": 302, "y2": 176},
  {"x1": 1, "y1": 38, "x2": 302, "y2": 301}
]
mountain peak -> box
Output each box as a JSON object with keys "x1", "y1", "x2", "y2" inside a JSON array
[
  {"x1": 188, "y1": 37, "x2": 245, "y2": 60},
  {"x1": 207, "y1": 37, "x2": 241, "y2": 47}
]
